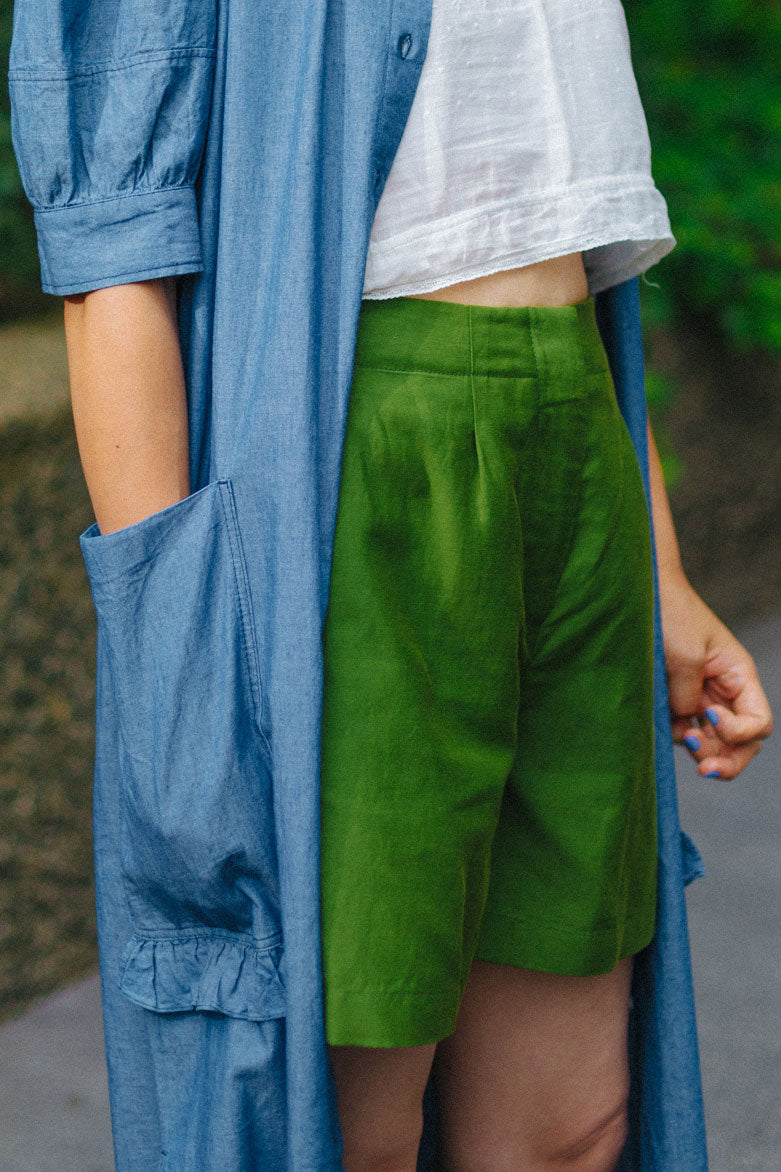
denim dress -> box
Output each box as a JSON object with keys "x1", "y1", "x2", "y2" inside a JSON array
[{"x1": 7, "y1": 2, "x2": 708, "y2": 1168}]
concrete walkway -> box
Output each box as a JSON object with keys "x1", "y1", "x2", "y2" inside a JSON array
[
  {"x1": 1, "y1": 610, "x2": 778, "y2": 1171},
  {"x1": 0, "y1": 972, "x2": 113, "y2": 1171}
]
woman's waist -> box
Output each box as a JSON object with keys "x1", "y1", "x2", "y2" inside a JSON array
[
  {"x1": 403, "y1": 251, "x2": 589, "y2": 308},
  {"x1": 354, "y1": 278, "x2": 612, "y2": 386}
]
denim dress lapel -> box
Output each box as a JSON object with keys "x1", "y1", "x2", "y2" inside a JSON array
[{"x1": 594, "y1": 278, "x2": 708, "y2": 1172}]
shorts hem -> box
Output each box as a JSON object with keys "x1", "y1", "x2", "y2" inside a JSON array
[
  {"x1": 474, "y1": 905, "x2": 657, "y2": 976},
  {"x1": 324, "y1": 985, "x2": 461, "y2": 1048},
  {"x1": 323, "y1": 912, "x2": 657, "y2": 1046}
]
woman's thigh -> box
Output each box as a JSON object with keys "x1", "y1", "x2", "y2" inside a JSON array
[
  {"x1": 327, "y1": 1040, "x2": 437, "y2": 1169},
  {"x1": 326, "y1": 956, "x2": 633, "y2": 1170},
  {"x1": 433, "y1": 956, "x2": 634, "y2": 1170}
]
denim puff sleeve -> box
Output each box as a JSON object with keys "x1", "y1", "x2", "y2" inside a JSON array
[{"x1": 7, "y1": 1, "x2": 217, "y2": 295}]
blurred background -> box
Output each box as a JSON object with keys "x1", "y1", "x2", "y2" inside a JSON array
[{"x1": 0, "y1": 0, "x2": 779, "y2": 1169}]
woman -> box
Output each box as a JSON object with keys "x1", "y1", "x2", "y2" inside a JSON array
[
  {"x1": 8, "y1": 1, "x2": 772, "y2": 1169},
  {"x1": 314, "y1": 7, "x2": 774, "y2": 1168}
]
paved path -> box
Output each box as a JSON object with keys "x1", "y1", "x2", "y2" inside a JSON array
[
  {"x1": 1, "y1": 610, "x2": 778, "y2": 1171},
  {"x1": 0, "y1": 973, "x2": 113, "y2": 1171},
  {"x1": 677, "y1": 607, "x2": 781, "y2": 1172}
]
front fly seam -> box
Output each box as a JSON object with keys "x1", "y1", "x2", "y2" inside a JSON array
[
  {"x1": 526, "y1": 309, "x2": 543, "y2": 402},
  {"x1": 467, "y1": 304, "x2": 485, "y2": 489},
  {"x1": 467, "y1": 302, "x2": 477, "y2": 425}
]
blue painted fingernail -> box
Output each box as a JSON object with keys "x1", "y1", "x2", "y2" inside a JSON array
[
  {"x1": 705, "y1": 707, "x2": 719, "y2": 725},
  {"x1": 683, "y1": 735, "x2": 701, "y2": 751},
  {"x1": 704, "y1": 770, "x2": 721, "y2": 778}
]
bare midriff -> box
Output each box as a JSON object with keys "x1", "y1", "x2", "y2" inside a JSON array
[{"x1": 404, "y1": 250, "x2": 589, "y2": 308}]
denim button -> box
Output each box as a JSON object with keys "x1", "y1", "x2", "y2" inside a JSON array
[{"x1": 398, "y1": 32, "x2": 412, "y2": 59}]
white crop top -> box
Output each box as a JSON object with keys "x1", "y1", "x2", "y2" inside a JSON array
[{"x1": 362, "y1": 0, "x2": 676, "y2": 299}]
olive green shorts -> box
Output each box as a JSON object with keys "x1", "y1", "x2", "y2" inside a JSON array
[{"x1": 319, "y1": 293, "x2": 657, "y2": 1048}]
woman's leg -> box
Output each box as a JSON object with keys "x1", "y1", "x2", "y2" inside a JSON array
[
  {"x1": 320, "y1": 293, "x2": 648, "y2": 1172},
  {"x1": 433, "y1": 957, "x2": 633, "y2": 1172},
  {"x1": 327, "y1": 956, "x2": 632, "y2": 1172},
  {"x1": 327, "y1": 1040, "x2": 437, "y2": 1172}
]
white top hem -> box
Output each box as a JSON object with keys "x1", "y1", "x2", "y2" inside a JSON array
[{"x1": 363, "y1": 178, "x2": 676, "y2": 299}]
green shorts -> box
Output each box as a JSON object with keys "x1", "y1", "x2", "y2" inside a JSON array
[{"x1": 319, "y1": 293, "x2": 658, "y2": 1048}]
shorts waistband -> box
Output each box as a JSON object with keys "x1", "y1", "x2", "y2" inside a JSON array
[{"x1": 354, "y1": 294, "x2": 612, "y2": 389}]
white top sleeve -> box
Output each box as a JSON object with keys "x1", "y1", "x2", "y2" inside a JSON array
[{"x1": 363, "y1": 0, "x2": 675, "y2": 298}]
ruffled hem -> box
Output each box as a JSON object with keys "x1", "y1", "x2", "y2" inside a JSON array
[{"x1": 118, "y1": 932, "x2": 286, "y2": 1021}]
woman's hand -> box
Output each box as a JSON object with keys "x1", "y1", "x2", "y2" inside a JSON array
[
  {"x1": 658, "y1": 569, "x2": 774, "y2": 780},
  {"x1": 644, "y1": 413, "x2": 773, "y2": 780}
]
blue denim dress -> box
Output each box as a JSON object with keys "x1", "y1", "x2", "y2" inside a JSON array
[{"x1": 8, "y1": 2, "x2": 708, "y2": 1168}]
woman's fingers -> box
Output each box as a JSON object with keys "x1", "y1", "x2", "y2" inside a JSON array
[
  {"x1": 673, "y1": 717, "x2": 731, "y2": 778},
  {"x1": 693, "y1": 736, "x2": 764, "y2": 781},
  {"x1": 657, "y1": 575, "x2": 773, "y2": 782},
  {"x1": 673, "y1": 717, "x2": 763, "y2": 780},
  {"x1": 671, "y1": 661, "x2": 774, "y2": 780},
  {"x1": 700, "y1": 691, "x2": 774, "y2": 745},
  {"x1": 671, "y1": 714, "x2": 717, "y2": 749}
]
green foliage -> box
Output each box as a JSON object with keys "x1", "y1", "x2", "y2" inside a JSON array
[
  {"x1": 626, "y1": 0, "x2": 781, "y2": 352},
  {"x1": 0, "y1": 0, "x2": 47, "y2": 320},
  {"x1": 0, "y1": 405, "x2": 99, "y2": 1021}
]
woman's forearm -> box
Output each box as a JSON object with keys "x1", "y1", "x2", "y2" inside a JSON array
[
  {"x1": 63, "y1": 277, "x2": 190, "y2": 535},
  {"x1": 646, "y1": 415, "x2": 687, "y2": 589}
]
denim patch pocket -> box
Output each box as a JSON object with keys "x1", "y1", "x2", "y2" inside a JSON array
[{"x1": 80, "y1": 479, "x2": 285, "y2": 1021}]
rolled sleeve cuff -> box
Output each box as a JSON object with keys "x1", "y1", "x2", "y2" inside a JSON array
[{"x1": 34, "y1": 185, "x2": 204, "y2": 296}]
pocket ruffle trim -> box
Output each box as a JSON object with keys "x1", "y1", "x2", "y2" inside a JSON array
[{"x1": 118, "y1": 931, "x2": 286, "y2": 1021}]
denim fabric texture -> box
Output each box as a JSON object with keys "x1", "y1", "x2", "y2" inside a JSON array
[{"x1": 7, "y1": 2, "x2": 708, "y2": 1169}]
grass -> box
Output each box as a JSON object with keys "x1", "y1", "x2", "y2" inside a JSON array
[{"x1": 0, "y1": 404, "x2": 99, "y2": 1024}]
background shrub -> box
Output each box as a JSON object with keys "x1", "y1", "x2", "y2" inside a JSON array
[{"x1": 626, "y1": 0, "x2": 781, "y2": 351}]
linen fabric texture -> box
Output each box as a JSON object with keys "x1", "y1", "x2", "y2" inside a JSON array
[
  {"x1": 363, "y1": 0, "x2": 676, "y2": 299},
  {"x1": 320, "y1": 294, "x2": 658, "y2": 1047},
  {"x1": 7, "y1": 2, "x2": 707, "y2": 1169}
]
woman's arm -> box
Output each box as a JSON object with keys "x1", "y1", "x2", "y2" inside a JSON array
[
  {"x1": 63, "y1": 278, "x2": 190, "y2": 535},
  {"x1": 645, "y1": 417, "x2": 686, "y2": 584},
  {"x1": 646, "y1": 417, "x2": 774, "y2": 779}
]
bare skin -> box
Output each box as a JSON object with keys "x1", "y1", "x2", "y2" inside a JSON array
[
  {"x1": 329, "y1": 958, "x2": 634, "y2": 1172},
  {"x1": 63, "y1": 251, "x2": 773, "y2": 1171},
  {"x1": 63, "y1": 276, "x2": 189, "y2": 535},
  {"x1": 406, "y1": 250, "x2": 590, "y2": 308}
]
